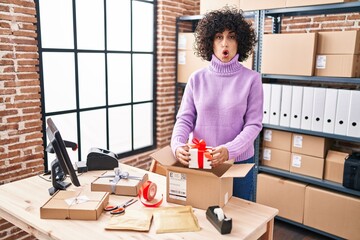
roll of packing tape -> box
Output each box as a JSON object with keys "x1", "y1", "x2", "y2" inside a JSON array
[
  {"x1": 139, "y1": 180, "x2": 163, "y2": 208},
  {"x1": 142, "y1": 180, "x2": 157, "y2": 201},
  {"x1": 214, "y1": 207, "x2": 225, "y2": 221}
]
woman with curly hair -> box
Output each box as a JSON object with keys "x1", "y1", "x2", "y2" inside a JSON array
[{"x1": 171, "y1": 7, "x2": 263, "y2": 201}]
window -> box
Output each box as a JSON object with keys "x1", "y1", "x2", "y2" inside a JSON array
[{"x1": 37, "y1": 0, "x2": 157, "y2": 171}]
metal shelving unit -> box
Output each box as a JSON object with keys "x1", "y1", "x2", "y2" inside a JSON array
[{"x1": 257, "y1": 2, "x2": 360, "y2": 239}]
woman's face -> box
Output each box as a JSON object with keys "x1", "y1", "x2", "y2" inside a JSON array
[{"x1": 213, "y1": 29, "x2": 238, "y2": 63}]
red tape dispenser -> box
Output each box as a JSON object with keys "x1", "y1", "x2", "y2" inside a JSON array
[{"x1": 138, "y1": 180, "x2": 163, "y2": 207}]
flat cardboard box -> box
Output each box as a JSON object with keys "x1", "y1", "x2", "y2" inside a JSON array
[
  {"x1": 287, "y1": 0, "x2": 356, "y2": 8},
  {"x1": 263, "y1": 128, "x2": 292, "y2": 151},
  {"x1": 40, "y1": 189, "x2": 109, "y2": 220},
  {"x1": 150, "y1": 146, "x2": 254, "y2": 210},
  {"x1": 177, "y1": 50, "x2": 209, "y2": 83},
  {"x1": 261, "y1": 33, "x2": 317, "y2": 76},
  {"x1": 304, "y1": 186, "x2": 360, "y2": 240},
  {"x1": 317, "y1": 30, "x2": 360, "y2": 54},
  {"x1": 241, "y1": 52, "x2": 254, "y2": 70},
  {"x1": 315, "y1": 54, "x2": 360, "y2": 77},
  {"x1": 262, "y1": 147, "x2": 291, "y2": 171},
  {"x1": 240, "y1": 0, "x2": 286, "y2": 11},
  {"x1": 91, "y1": 169, "x2": 148, "y2": 196},
  {"x1": 291, "y1": 133, "x2": 332, "y2": 158},
  {"x1": 200, "y1": 0, "x2": 240, "y2": 14},
  {"x1": 324, "y1": 150, "x2": 349, "y2": 184},
  {"x1": 290, "y1": 153, "x2": 324, "y2": 179},
  {"x1": 256, "y1": 173, "x2": 306, "y2": 223}
]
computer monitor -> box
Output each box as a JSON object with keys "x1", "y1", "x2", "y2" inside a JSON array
[{"x1": 46, "y1": 118, "x2": 80, "y2": 195}]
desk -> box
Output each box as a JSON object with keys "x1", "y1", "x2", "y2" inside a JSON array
[{"x1": 0, "y1": 163, "x2": 278, "y2": 240}]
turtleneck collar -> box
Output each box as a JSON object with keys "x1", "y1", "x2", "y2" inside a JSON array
[{"x1": 209, "y1": 54, "x2": 243, "y2": 74}]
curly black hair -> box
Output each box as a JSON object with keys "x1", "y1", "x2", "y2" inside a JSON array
[{"x1": 194, "y1": 7, "x2": 257, "y2": 62}]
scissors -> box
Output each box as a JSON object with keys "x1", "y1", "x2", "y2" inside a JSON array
[{"x1": 104, "y1": 198, "x2": 138, "y2": 215}]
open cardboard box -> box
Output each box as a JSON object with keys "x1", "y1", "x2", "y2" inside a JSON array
[
  {"x1": 40, "y1": 189, "x2": 109, "y2": 220},
  {"x1": 91, "y1": 169, "x2": 148, "y2": 196},
  {"x1": 150, "y1": 146, "x2": 254, "y2": 210}
]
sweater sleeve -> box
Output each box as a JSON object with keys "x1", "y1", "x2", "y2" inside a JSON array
[
  {"x1": 224, "y1": 73, "x2": 264, "y2": 160},
  {"x1": 170, "y1": 80, "x2": 196, "y2": 156}
]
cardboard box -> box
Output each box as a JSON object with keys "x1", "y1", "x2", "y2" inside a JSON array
[
  {"x1": 256, "y1": 173, "x2": 306, "y2": 223},
  {"x1": 241, "y1": 52, "x2": 254, "y2": 70},
  {"x1": 40, "y1": 190, "x2": 109, "y2": 220},
  {"x1": 324, "y1": 150, "x2": 349, "y2": 184},
  {"x1": 262, "y1": 147, "x2": 291, "y2": 171},
  {"x1": 263, "y1": 128, "x2": 292, "y2": 151},
  {"x1": 150, "y1": 146, "x2": 254, "y2": 210},
  {"x1": 290, "y1": 153, "x2": 324, "y2": 179},
  {"x1": 261, "y1": 33, "x2": 317, "y2": 76},
  {"x1": 91, "y1": 169, "x2": 148, "y2": 196},
  {"x1": 200, "y1": 0, "x2": 240, "y2": 14},
  {"x1": 291, "y1": 133, "x2": 332, "y2": 158},
  {"x1": 286, "y1": 0, "x2": 356, "y2": 8},
  {"x1": 315, "y1": 54, "x2": 360, "y2": 77},
  {"x1": 240, "y1": 0, "x2": 286, "y2": 11},
  {"x1": 317, "y1": 30, "x2": 360, "y2": 55},
  {"x1": 177, "y1": 50, "x2": 209, "y2": 83},
  {"x1": 304, "y1": 186, "x2": 360, "y2": 240}
]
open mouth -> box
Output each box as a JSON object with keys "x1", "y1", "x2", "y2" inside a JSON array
[{"x1": 222, "y1": 50, "x2": 229, "y2": 57}]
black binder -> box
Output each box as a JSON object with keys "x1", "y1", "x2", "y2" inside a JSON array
[{"x1": 343, "y1": 152, "x2": 360, "y2": 191}]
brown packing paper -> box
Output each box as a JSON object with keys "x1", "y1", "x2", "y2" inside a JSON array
[
  {"x1": 105, "y1": 209, "x2": 153, "y2": 232},
  {"x1": 153, "y1": 206, "x2": 200, "y2": 234}
]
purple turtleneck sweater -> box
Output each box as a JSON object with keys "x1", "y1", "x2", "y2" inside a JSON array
[{"x1": 171, "y1": 54, "x2": 263, "y2": 162}]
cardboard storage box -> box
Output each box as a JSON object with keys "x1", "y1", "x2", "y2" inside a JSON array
[
  {"x1": 263, "y1": 128, "x2": 292, "y2": 151},
  {"x1": 286, "y1": 0, "x2": 356, "y2": 8},
  {"x1": 200, "y1": 0, "x2": 240, "y2": 14},
  {"x1": 241, "y1": 52, "x2": 254, "y2": 70},
  {"x1": 262, "y1": 147, "x2": 291, "y2": 171},
  {"x1": 304, "y1": 186, "x2": 360, "y2": 240},
  {"x1": 150, "y1": 146, "x2": 254, "y2": 210},
  {"x1": 240, "y1": 0, "x2": 286, "y2": 11},
  {"x1": 261, "y1": 33, "x2": 317, "y2": 76},
  {"x1": 324, "y1": 150, "x2": 349, "y2": 184},
  {"x1": 291, "y1": 133, "x2": 332, "y2": 158},
  {"x1": 177, "y1": 50, "x2": 209, "y2": 83},
  {"x1": 315, "y1": 54, "x2": 360, "y2": 77},
  {"x1": 91, "y1": 169, "x2": 148, "y2": 196},
  {"x1": 317, "y1": 30, "x2": 360, "y2": 55},
  {"x1": 40, "y1": 190, "x2": 109, "y2": 220},
  {"x1": 256, "y1": 173, "x2": 306, "y2": 223},
  {"x1": 290, "y1": 153, "x2": 324, "y2": 179}
]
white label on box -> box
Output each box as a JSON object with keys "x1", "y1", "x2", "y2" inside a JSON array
[
  {"x1": 178, "y1": 51, "x2": 186, "y2": 65},
  {"x1": 263, "y1": 148, "x2": 271, "y2": 161},
  {"x1": 224, "y1": 192, "x2": 229, "y2": 205},
  {"x1": 263, "y1": 129, "x2": 272, "y2": 142},
  {"x1": 168, "y1": 171, "x2": 187, "y2": 201},
  {"x1": 292, "y1": 155, "x2": 302, "y2": 168},
  {"x1": 316, "y1": 55, "x2": 326, "y2": 69},
  {"x1": 178, "y1": 35, "x2": 187, "y2": 50},
  {"x1": 293, "y1": 135, "x2": 303, "y2": 148}
]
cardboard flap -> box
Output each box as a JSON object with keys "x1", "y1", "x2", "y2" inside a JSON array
[
  {"x1": 221, "y1": 163, "x2": 254, "y2": 178},
  {"x1": 150, "y1": 146, "x2": 177, "y2": 166}
]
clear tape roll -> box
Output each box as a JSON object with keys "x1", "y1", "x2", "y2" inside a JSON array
[{"x1": 213, "y1": 207, "x2": 225, "y2": 221}]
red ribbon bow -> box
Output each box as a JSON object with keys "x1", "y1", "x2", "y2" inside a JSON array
[{"x1": 190, "y1": 138, "x2": 212, "y2": 169}]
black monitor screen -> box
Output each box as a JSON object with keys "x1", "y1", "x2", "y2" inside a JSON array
[{"x1": 46, "y1": 118, "x2": 80, "y2": 187}]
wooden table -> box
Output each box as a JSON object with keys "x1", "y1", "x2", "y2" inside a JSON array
[{"x1": 0, "y1": 163, "x2": 278, "y2": 240}]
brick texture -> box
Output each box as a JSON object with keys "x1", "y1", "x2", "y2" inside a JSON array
[{"x1": 1, "y1": 0, "x2": 360, "y2": 239}]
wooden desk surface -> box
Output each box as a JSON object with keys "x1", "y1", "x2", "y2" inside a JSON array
[{"x1": 0, "y1": 163, "x2": 278, "y2": 240}]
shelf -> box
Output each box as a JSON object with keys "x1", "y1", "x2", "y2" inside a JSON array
[
  {"x1": 262, "y1": 74, "x2": 360, "y2": 84},
  {"x1": 258, "y1": 166, "x2": 360, "y2": 197},
  {"x1": 262, "y1": 124, "x2": 360, "y2": 143},
  {"x1": 265, "y1": 1, "x2": 360, "y2": 16}
]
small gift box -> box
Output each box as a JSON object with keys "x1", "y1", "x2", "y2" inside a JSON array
[{"x1": 188, "y1": 138, "x2": 212, "y2": 169}]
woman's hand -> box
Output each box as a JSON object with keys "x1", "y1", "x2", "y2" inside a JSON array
[
  {"x1": 175, "y1": 145, "x2": 190, "y2": 166},
  {"x1": 210, "y1": 146, "x2": 229, "y2": 168}
]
